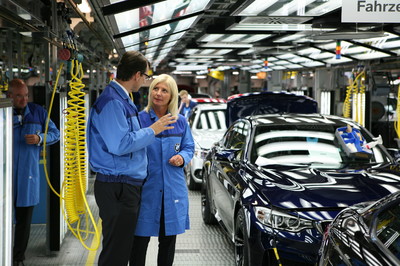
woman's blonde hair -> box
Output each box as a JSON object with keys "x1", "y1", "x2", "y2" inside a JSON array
[{"x1": 144, "y1": 74, "x2": 179, "y2": 116}]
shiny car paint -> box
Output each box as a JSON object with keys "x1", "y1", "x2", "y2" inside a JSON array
[
  {"x1": 201, "y1": 113, "x2": 400, "y2": 265},
  {"x1": 318, "y1": 191, "x2": 400, "y2": 266}
]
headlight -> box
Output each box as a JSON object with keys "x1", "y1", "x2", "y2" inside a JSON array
[
  {"x1": 195, "y1": 148, "x2": 208, "y2": 159},
  {"x1": 254, "y1": 206, "x2": 314, "y2": 232}
]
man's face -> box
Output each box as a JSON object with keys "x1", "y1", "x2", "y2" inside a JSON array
[
  {"x1": 132, "y1": 68, "x2": 149, "y2": 92},
  {"x1": 180, "y1": 95, "x2": 189, "y2": 104},
  {"x1": 10, "y1": 85, "x2": 29, "y2": 109}
]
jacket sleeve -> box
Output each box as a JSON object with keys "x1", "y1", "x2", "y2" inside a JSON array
[
  {"x1": 94, "y1": 99, "x2": 155, "y2": 156},
  {"x1": 40, "y1": 110, "x2": 60, "y2": 145},
  {"x1": 179, "y1": 120, "x2": 195, "y2": 167}
]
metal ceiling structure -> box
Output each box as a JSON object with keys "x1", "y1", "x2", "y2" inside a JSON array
[
  {"x1": 89, "y1": 0, "x2": 400, "y2": 74},
  {"x1": 0, "y1": 0, "x2": 400, "y2": 75}
]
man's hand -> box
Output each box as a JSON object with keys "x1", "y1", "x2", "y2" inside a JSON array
[
  {"x1": 169, "y1": 154, "x2": 184, "y2": 167},
  {"x1": 25, "y1": 134, "x2": 40, "y2": 145},
  {"x1": 149, "y1": 114, "x2": 176, "y2": 135}
]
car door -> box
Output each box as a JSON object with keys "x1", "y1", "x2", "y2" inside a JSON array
[{"x1": 212, "y1": 121, "x2": 248, "y2": 233}]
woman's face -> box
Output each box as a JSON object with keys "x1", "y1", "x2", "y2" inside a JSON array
[{"x1": 151, "y1": 81, "x2": 171, "y2": 108}]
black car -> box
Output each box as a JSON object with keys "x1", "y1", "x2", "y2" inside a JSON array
[
  {"x1": 318, "y1": 191, "x2": 400, "y2": 266},
  {"x1": 201, "y1": 113, "x2": 400, "y2": 265}
]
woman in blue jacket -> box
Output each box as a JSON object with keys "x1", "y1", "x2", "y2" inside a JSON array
[{"x1": 130, "y1": 74, "x2": 194, "y2": 266}]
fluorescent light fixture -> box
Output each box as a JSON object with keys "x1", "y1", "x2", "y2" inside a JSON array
[
  {"x1": 115, "y1": 9, "x2": 139, "y2": 33},
  {"x1": 297, "y1": 47, "x2": 321, "y2": 55},
  {"x1": 200, "y1": 43, "x2": 253, "y2": 48},
  {"x1": 172, "y1": 71, "x2": 193, "y2": 75},
  {"x1": 232, "y1": 71, "x2": 239, "y2": 75},
  {"x1": 176, "y1": 65, "x2": 209, "y2": 71},
  {"x1": 352, "y1": 52, "x2": 390, "y2": 60},
  {"x1": 121, "y1": 34, "x2": 139, "y2": 47},
  {"x1": 286, "y1": 64, "x2": 303, "y2": 69},
  {"x1": 305, "y1": 0, "x2": 341, "y2": 16},
  {"x1": 228, "y1": 24, "x2": 316, "y2": 31},
  {"x1": 185, "y1": 49, "x2": 200, "y2": 55},
  {"x1": 187, "y1": 55, "x2": 224, "y2": 59},
  {"x1": 200, "y1": 49, "x2": 216, "y2": 55},
  {"x1": 271, "y1": 0, "x2": 317, "y2": 16},
  {"x1": 274, "y1": 33, "x2": 306, "y2": 43},
  {"x1": 236, "y1": 0, "x2": 279, "y2": 16},
  {"x1": 301, "y1": 61, "x2": 324, "y2": 67},
  {"x1": 324, "y1": 57, "x2": 352, "y2": 64},
  {"x1": 251, "y1": 75, "x2": 259, "y2": 79},
  {"x1": 224, "y1": 34, "x2": 247, "y2": 42},
  {"x1": 198, "y1": 34, "x2": 224, "y2": 42},
  {"x1": 277, "y1": 53, "x2": 296, "y2": 59},
  {"x1": 214, "y1": 49, "x2": 233, "y2": 55},
  {"x1": 321, "y1": 91, "x2": 332, "y2": 115},
  {"x1": 196, "y1": 75, "x2": 207, "y2": 79},
  {"x1": 271, "y1": 66, "x2": 286, "y2": 70},
  {"x1": 243, "y1": 34, "x2": 272, "y2": 42}
]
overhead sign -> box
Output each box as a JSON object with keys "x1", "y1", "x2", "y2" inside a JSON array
[{"x1": 342, "y1": 0, "x2": 400, "y2": 23}]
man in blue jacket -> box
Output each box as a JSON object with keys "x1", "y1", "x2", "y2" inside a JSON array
[
  {"x1": 87, "y1": 51, "x2": 177, "y2": 266},
  {"x1": 9, "y1": 79, "x2": 60, "y2": 266}
]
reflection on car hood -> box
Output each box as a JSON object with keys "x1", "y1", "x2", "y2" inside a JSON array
[
  {"x1": 251, "y1": 166, "x2": 400, "y2": 209},
  {"x1": 192, "y1": 130, "x2": 225, "y2": 149}
]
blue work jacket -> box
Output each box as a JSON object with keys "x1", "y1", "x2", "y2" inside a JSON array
[
  {"x1": 13, "y1": 102, "x2": 60, "y2": 207},
  {"x1": 135, "y1": 109, "x2": 194, "y2": 236},
  {"x1": 87, "y1": 81, "x2": 155, "y2": 184}
]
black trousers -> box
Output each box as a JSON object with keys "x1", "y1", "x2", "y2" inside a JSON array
[
  {"x1": 94, "y1": 181, "x2": 141, "y2": 266},
  {"x1": 130, "y1": 204, "x2": 177, "y2": 266},
  {"x1": 13, "y1": 206, "x2": 34, "y2": 262}
]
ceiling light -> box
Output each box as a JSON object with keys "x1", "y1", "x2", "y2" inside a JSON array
[
  {"x1": 187, "y1": 55, "x2": 224, "y2": 59},
  {"x1": 200, "y1": 43, "x2": 253, "y2": 48},
  {"x1": 235, "y1": 0, "x2": 279, "y2": 16},
  {"x1": 176, "y1": 65, "x2": 209, "y2": 71},
  {"x1": 311, "y1": 30, "x2": 387, "y2": 40}
]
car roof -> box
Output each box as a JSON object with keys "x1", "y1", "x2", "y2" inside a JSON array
[
  {"x1": 242, "y1": 113, "x2": 357, "y2": 128},
  {"x1": 226, "y1": 92, "x2": 318, "y2": 127},
  {"x1": 192, "y1": 103, "x2": 227, "y2": 110}
]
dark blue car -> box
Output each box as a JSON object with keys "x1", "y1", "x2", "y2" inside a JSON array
[{"x1": 201, "y1": 111, "x2": 400, "y2": 265}]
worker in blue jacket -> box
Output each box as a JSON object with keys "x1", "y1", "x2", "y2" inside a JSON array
[
  {"x1": 88, "y1": 51, "x2": 177, "y2": 266},
  {"x1": 9, "y1": 78, "x2": 60, "y2": 266},
  {"x1": 130, "y1": 74, "x2": 194, "y2": 266}
]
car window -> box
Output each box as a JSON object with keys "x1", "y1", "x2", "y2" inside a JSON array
[
  {"x1": 224, "y1": 121, "x2": 248, "y2": 150},
  {"x1": 251, "y1": 124, "x2": 390, "y2": 167},
  {"x1": 196, "y1": 110, "x2": 226, "y2": 130},
  {"x1": 375, "y1": 203, "x2": 400, "y2": 259}
]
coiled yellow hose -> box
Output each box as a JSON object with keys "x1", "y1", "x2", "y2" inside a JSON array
[
  {"x1": 343, "y1": 70, "x2": 366, "y2": 126},
  {"x1": 43, "y1": 60, "x2": 100, "y2": 251}
]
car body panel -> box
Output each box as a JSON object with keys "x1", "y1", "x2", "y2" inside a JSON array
[{"x1": 202, "y1": 113, "x2": 400, "y2": 265}]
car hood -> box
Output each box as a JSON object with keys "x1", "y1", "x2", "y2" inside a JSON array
[
  {"x1": 249, "y1": 165, "x2": 400, "y2": 210},
  {"x1": 192, "y1": 130, "x2": 225, "y2": 149}
]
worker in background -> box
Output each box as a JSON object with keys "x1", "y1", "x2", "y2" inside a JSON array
[
  {"x1": 130, "y1": 74, "x2": 194, "y2": 266},
  {"x1": 87, "y1": 51, "x2": 176, "y2": 266},
  {"x1": 9, "y1": 78, "x2": 60, "y2": 266},
  {"x1": 178, "y1": 90, "x2": 197, "y2": 120}
]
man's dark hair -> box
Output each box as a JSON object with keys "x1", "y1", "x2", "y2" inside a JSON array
[{"x1": 116, "y1": 51, "x2": 149, "y2": 81}]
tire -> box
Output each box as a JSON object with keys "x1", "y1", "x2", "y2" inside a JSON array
[
  {"x1": 186, "y1": 166, "x2": 200, "y2": 190},
  {"x1": 201, "y1": 170, "x2": 217, "y2": 224},
  {"x1": 235, "y1": 208, "x2": 250, "y2": 266}
]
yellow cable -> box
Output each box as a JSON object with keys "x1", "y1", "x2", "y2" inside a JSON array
[
  {"x1": 62, "y1": 59, "x2": 100, "y2": 250},
  {"x1": 342, "y1": 70, "x2": 365, "y2": 125},
  {"x1": 43, "y1": 60, "x2": 100, "y2": 251}
]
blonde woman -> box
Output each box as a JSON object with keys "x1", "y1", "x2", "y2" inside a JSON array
[{"x1": 131, "y1": 74, "x2": 194, "y2": 266}]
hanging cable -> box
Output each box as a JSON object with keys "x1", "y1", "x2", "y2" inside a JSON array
[
  {"x1": 343, "y1": 69, "x2": 365, "y2": 126},
  {"x1": 42, "y1": 56, "x2": 100, "y2": 251},
  {"x1": 62, "y1": 58, "x2": 100, "y2": 250}
]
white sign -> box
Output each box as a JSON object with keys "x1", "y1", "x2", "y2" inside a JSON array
[{"x1": 342, "y1": 0, "x2": 400, "y2": 23}]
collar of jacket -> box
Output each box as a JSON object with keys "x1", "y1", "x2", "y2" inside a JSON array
[{"x1": 109, "y1": 80, "x2": 135, "y2": 107}]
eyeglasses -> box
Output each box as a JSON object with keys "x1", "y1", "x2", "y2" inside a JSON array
[{"x1": 142, "y1": 73, "x2": 153, "y2": 80}]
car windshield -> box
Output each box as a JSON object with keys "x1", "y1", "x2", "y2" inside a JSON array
[
  {"x1": 375, "y1": 203, "x2": 400, "y2": 260},
  {"x1": 251, "y1": 124, "x2": 390, "y2": 168},
  {"x1": 195, "y1": 110, "x2": 226, "y2": 130}
]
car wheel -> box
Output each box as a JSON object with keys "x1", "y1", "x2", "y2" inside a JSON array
[
  {"x1": 201, "y1": 170, "x2": 217, "y2": 225},
  {"x1": 235, "y1": 208, "x2": 250, "y2": 266},
  {"x1": 186, "y1": 166, "x2": 200, "y2": 190}
]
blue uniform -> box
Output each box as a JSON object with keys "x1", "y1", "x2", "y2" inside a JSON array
[
  {"x1": 135, "y1": 109, "x2": 194, "y2": 236},
  {"x1": 88, "y1": 81, "x2": 155, "y2": 184},
  {"x1": 13, "y1": 102, "x2": 60, "y2": 207}
]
